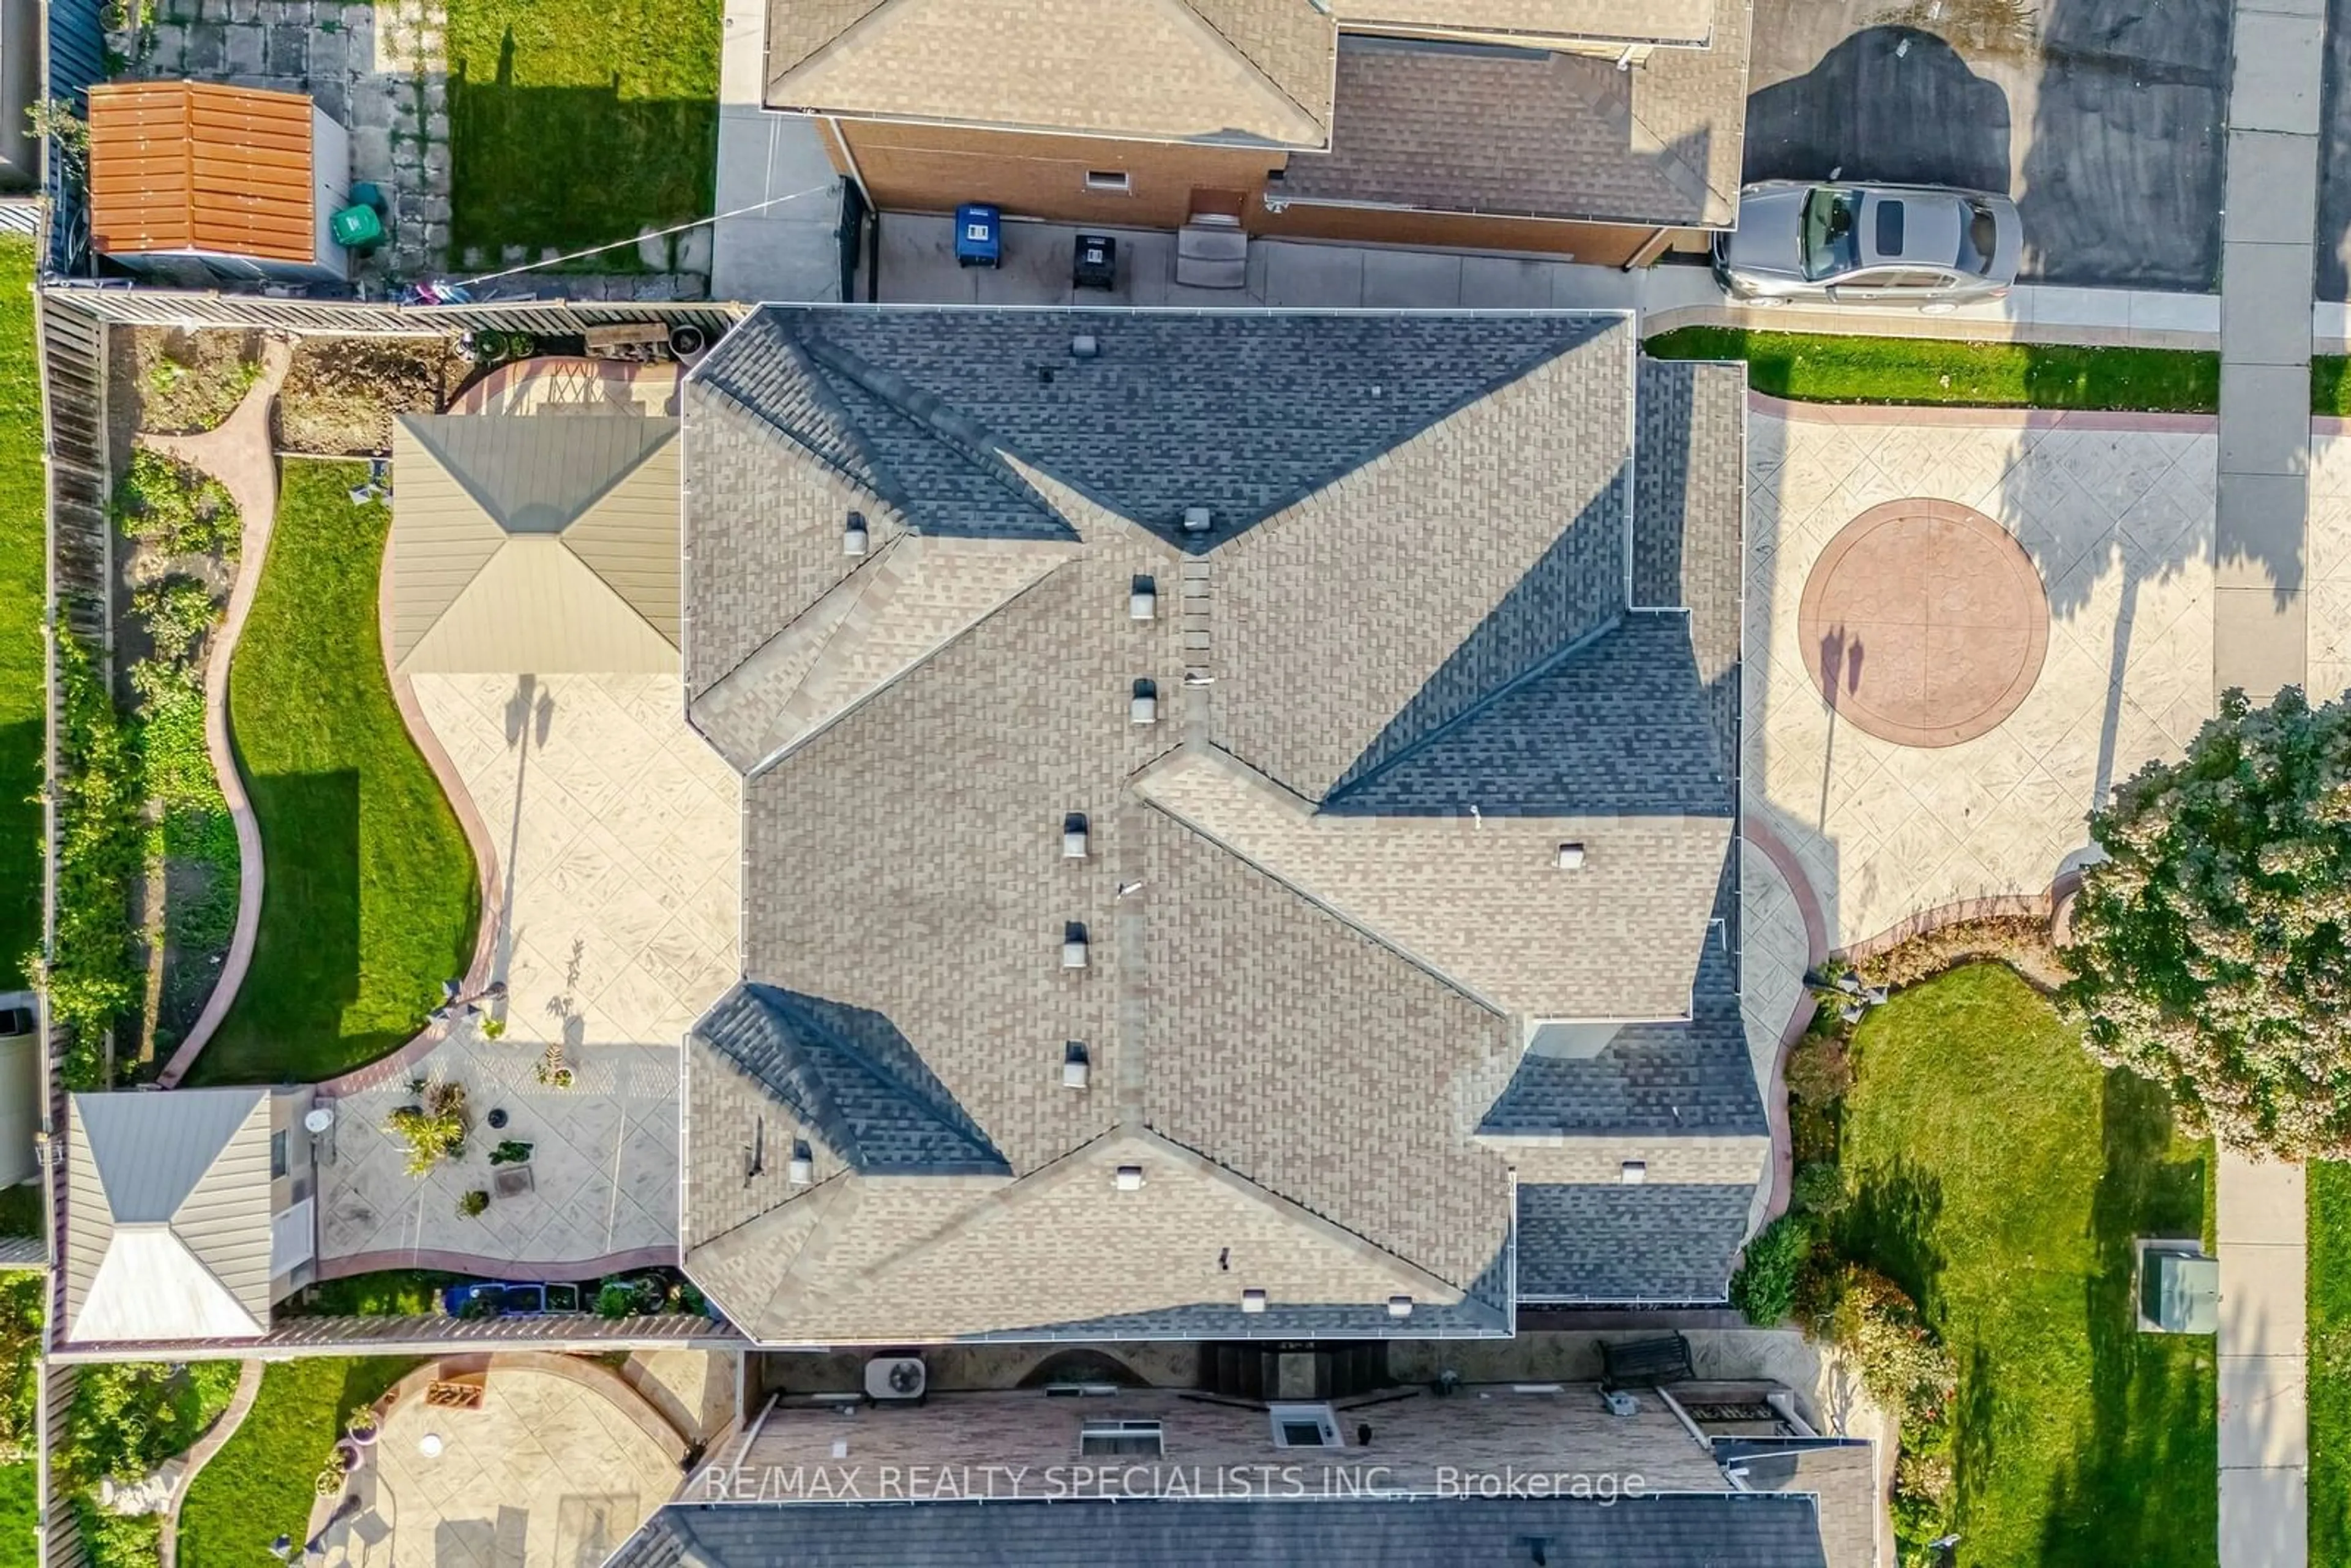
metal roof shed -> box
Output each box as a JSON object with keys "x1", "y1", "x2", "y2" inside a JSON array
[{"x1": 87, "y1": 80, "x2": 353, "y2": 282}]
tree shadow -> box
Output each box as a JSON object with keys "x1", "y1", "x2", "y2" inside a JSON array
[
  {"x1": 2031, "y1": 1067, "x2": 2217, "y2": 1566},
  {"x1": 191, "y1": 768, "x2": 361, "y2": 1084},
  {"x1": 1837, "y1": 1155, "x2": 1948, "y2": 1316},
  {"x1": 1744, "y1": 28, "x2": 2012, "y2": 193},
  {"x1": 448, "y1": 52, "x2": 719, "y2": 257}
]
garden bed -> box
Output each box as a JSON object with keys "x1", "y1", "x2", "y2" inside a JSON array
[
  {"x1": 187, "y1": 460, "x2": 478, "y2": 1085},
  {"x1": 63, "y1": 1360, "x2": 243, "y2": 1568},
  {"x1": 108, "y1": 328, "x2": 266, "y2": 441},
  {"x1": 279, "y1": 337, "x2": 462, "y2": 455},
  {"x1": 1748, "y1": 962, "x2": 2216, "y2": 1565}
]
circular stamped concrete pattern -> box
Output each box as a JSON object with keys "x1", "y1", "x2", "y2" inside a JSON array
[{"x1": 1796, "y1": 498, "x2": 2050, "y2": 748}]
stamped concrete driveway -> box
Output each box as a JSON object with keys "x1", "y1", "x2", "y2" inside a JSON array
[{"x1": 1742, "y1": 0, "x2": 2229, "y2": 290}]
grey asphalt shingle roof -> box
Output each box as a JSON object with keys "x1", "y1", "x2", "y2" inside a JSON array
[
  {"x1": 699, "y1": 307, "x2": 1619, "y2": 552},
  {"x1": 1325, "y1": 612, "x2": 1733, "y2": 818},
  {"x1": 613, "y1": 1496, "x2": 1831, "y2": 1567},
  {"x1": 678, "y1": 308, "x2": 1761, "y2": 1341},
  {"x1": 1515, "y1": 1180, "x2": 1757, "y2": 1301},
  {"x1": 697, "y1": 985, "x2": 1009, "y2": 1176}
]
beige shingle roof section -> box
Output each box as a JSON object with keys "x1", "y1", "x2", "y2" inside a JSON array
[
  {"x1": 767, "y1": 0, "x2": 1336, "y2": 146},
  {"x1": 1331, "y1": 0, "x2": 1712, "y2": 45},
  {"x1": 1134, "y1": 745, "x2": 1728, "y2": 1021}
]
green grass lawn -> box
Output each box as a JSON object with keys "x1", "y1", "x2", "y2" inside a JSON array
[
  {"x1": 0, "y1": 238, "x2": 45, "y2": 987},
  {"x1": 0, "y1": 1464, "x2": 32, "y2": 1568},
  {"x1": 2312, "y1": 358, "x2": 2351, "y2": 416},
  {"x1": 189, "y1": 461, "x2": 477, "y2": 1085},
  {"x1": 1647, "y1": 327, "x2": 2221, "y2": 413},
  {"x1": 282, "y1": 1269, "x2": 462, "y2": 1316},
  {"x1": 176, "y1": 1357, "x2": 419, "y2": 1568},
  {"x1": 444, "y1": 0, "x2": 719, "y2": 261},
  {"x1": 2309, "y1": 1163, "x2": 2351, "y2": 1561},
  {"x1": 1840, "y1": 964, "x2": 2216, "y2": 1567}
]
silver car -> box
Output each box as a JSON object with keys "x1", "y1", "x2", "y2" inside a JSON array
[{"x1": 1712, "y1": 181, "x2": 2022, "y2": 309}]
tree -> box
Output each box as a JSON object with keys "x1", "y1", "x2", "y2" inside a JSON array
[{"x1": 2062, "y1": 686, "x2": 2351, "y2": 1157}]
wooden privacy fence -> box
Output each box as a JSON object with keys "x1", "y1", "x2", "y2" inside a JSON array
[{"x1": 37, "y1": 285, "x2": 745, "y2": 340}]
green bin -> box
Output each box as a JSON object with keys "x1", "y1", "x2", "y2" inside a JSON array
[{"x1": 330, "y1": 203, "x2": 384, "y2": 250}]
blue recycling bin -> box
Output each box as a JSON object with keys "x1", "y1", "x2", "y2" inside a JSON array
[{"x1": 954, "y1": 203, "x2": 1002, "y2": 268}]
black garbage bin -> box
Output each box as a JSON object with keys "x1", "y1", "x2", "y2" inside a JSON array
[{"x1": 1074, "y1": 233, "x2": 1117, "y2": 291}]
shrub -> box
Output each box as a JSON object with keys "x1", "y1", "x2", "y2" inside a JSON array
[
  {"x1": 1784, "y1": 1035, "x2": 1854, "y2": 1105},
  {"x1": 1729, "y1": 1214, "x2": 1812, "y2": 1326},
  {"x1": 110, "y1": 449, "x2": 239, "y2": 557},
  {"x1": 2064, "y1": 686, "x2": 2351, "y2": 1155},
  {"x1": 1789, "y1": 1161, "x2": 1848, "y2": 1220},
  {"x1": 129, "y1": 574, "x2": 220, "y2": 662},
  {"x1": 37, "y1": 632, "x2": 142, "y2": 1084},
  {"x1": 77, "y1": 1503, "x2": 161, "y2": 1568},
  {"x1": 595, "y1": 1281, "x2": 639, "y2": 1319},
  {"x1": 1789, "y1": 1098, "x2": 1838, "y2": 1166},
  {"x1": 456, "y1": 1190, "x2": 489, "y2": 1218},
  {"x1": 1825, "y1": 1265, "x2": 1956, "y2": 1428},
  {"x1": 384, "y1": 1080, "x2": 470, "y2": 1177},
  {"x1": 0, "y1": 1274, "x2": 42, "y2": 1461},
  {"x1": 488, "y1": 1139, "x2": 533, "y2": 1166}
]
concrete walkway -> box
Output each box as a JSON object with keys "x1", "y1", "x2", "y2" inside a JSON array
[
  {"x1": 157, "y1": 1357, "x2": 263, "y2": 1568},
  {"x1": 2213, "y1": 0, "x2": 2324, "y2": 1557},
  {"x1": 148, "y1": 340, "x2": 292, "y2": 1090},
  {"x1": 710, "y1": 0, "x2": 844, "y2": 302},
  {"x1": 2220, "y1": 1152, "x2": 2310, "y2": 1567}
]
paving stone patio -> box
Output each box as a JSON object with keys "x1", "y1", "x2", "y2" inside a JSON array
[
  {"x1": 318, "y1": 1033, "x2": 679, "y2": 1267},
  {"x1": 124, "y1": 0, "x2": 451, "y2": 280},
  {"x1": 411, "y1": 673, "x2": 738, "y2": 1052},
  {"x1": 1744, "y1": 401, "x2": 2218, "y2": 950},
  {"x1": 317, "y1": 1365, "x2": 681, "y2": 1568}
]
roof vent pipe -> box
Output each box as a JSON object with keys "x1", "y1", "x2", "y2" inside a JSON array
[
  {"x1": 844, "y1": 512, "x2": 869, "y2": 557},
  {"x1": 1063, "y1": 923, "x2": 1090, "y2": 969},
  {"x1": 1182, "y1": 506, "x2": 1213, "y2": 535},
  {"x1": 1130, "y1": 680, "x2": 1158, "y2": 725},
  {"x1": 1062, "y1": 812, "x2": 1089, "y2": 859},
  {"x1": 1130, "y1": 576, "x2": 1157, "y2": 621}
]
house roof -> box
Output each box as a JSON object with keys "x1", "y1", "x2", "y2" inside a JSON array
[
  {"x1": 1329, "y1": 0, "x2": 1714, "y2": 46},
  {"x1": 64, "y1": 1089, "x2": 276, "y2": 1343},
  {"x1": 390, "y1": 413, "x2": 681, "y2": 673},
  {"x1": 765, "y1": 0, "x2": 1337, "y2": 147},
  {"x1": 677, "y1": 307, "x2": 1763, "y2": 1344},
  {"x1": 614, "y1": 1496, "x2": 1831, "y2": 1567},
  {"x1": 1275, "y1": 2, "x2": 1753, "y2": 230},
  {"x1": 88, "y1": 82, "x2": 320, "y2": 263}
]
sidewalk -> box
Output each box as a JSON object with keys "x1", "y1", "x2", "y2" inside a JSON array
[{"x1": 2219, "y1": 1152, "x2": 2311, "y2": 1568}]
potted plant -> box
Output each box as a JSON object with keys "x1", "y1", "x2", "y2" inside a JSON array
[
  {"x1": 489, "y1": 1139, "x2": 533, "y2": 1166},
  {"x1": 457, "y1": 1190, "x2": 489, "y2": 1218},
  {"x1": 347, "y1": 1405, "x2": 381, "y2": 1447},
  {"x1": 386, "y1": 1081, "x2": 470, "y2": 1177},
  {"x1": 315, "y1": 1446, "x2": 350, "y2": 1499}
]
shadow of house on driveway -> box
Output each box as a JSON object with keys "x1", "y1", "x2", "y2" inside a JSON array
[{"x1": 1744, "y1": 28, "x2": 2013, "y2": 195}]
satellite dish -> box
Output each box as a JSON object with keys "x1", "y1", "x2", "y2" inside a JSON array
[{"x1": 304, "y1": 1106, "x2": 336, "y2": 1134}]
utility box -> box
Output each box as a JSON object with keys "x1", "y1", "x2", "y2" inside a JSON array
[
  {"x1": 1073, "y1": 232, "x2": 1117, "y2": 291},
  {"x1": 2137, "y1": 1242, "x2": 2219, "y2": 1334}
]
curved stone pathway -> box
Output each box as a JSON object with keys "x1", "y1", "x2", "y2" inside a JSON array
[
  {"x1": 157, "y1": 1357, "x2": 264, "y2": 1568},
  {"x1": 150, "y1": 340, "x2": 293, "y2": 1090}
]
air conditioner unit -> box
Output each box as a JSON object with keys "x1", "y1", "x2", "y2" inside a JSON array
[{"x1": 865, "y1": 1356, "x2": 928, "y2": 1402}]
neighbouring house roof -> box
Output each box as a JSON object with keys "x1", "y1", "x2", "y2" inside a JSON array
[
  {"x1": 1329, "y1": 0, "x2": 1714, "y2": 46},
  {"x1": 765, "y1": 0, "x2": 1337, "y2": 148},
  {"x1": 390, "y1": 413, "x2": 682, "y2": 673},
  {"x1": 1275, "y1": 1, "x2": 1753, "y2": 230},
  {"x1": 64, "y1": 1089, "x2": 277, "y2": 1343},
  {"x1": 613, "y1": 1496, "x2": 1832, "y2": 1567},
  {"x1": 677, "y1": 307, "x2": 1764, "y2": 1345},
  {"x1": 88, "y1": 81, "x2": 320, "y2": 263}
]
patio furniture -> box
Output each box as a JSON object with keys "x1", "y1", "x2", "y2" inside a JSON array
[{"x1": 1600, "y1": 1333, "x2": 1693, "y2": 1390}]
